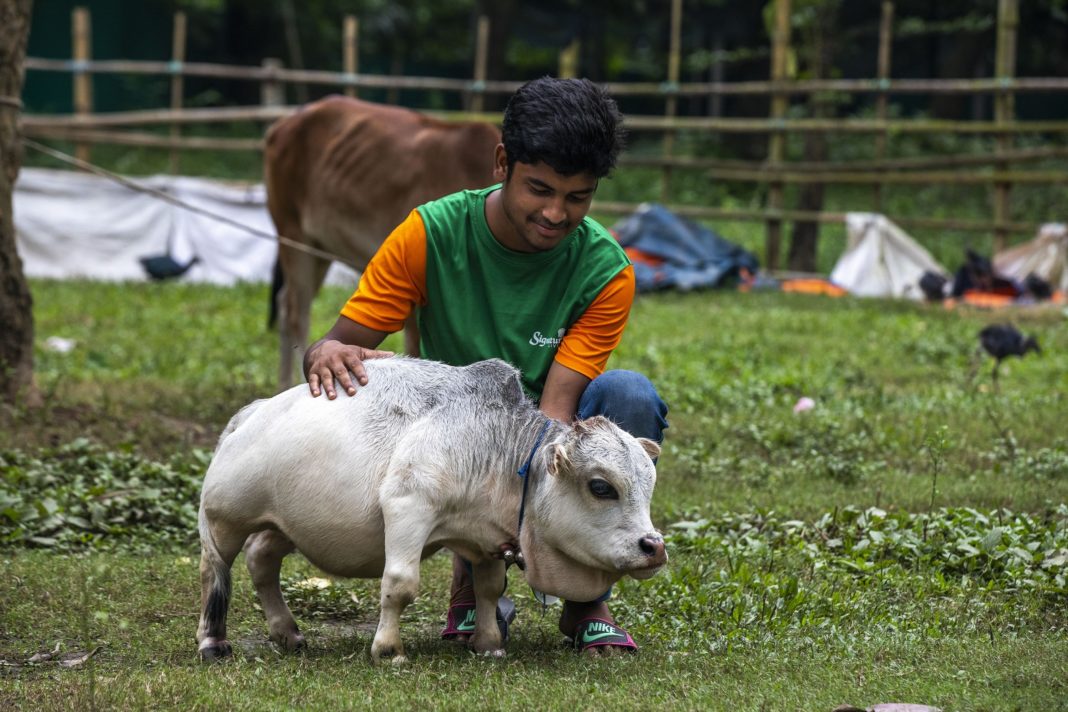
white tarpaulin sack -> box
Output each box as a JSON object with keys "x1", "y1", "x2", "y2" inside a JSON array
[
  {"x1": 993, "y1": 223, "x2": 1068, "y2": 294},
  {"x1": 830, "y1": 213, "x2": 949, "y2": 300},
  {"x1": 14, "y1": 167, "x2": 358, "y2": 286}
]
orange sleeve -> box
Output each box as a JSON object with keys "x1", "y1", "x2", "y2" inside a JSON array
[
  {"x1": 554, "y1": 265, "x2": 635, "y2": 380},
  {"x1": 339, "y1": 209, "x2": 428, "y2": 332}
]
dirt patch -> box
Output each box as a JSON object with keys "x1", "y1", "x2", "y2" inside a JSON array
[{"x1": 0, "y1": 401, "x2": 221, "y2": 458}]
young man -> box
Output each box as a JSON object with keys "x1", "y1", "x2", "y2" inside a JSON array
[{"x1": 303, "y1": 76, "x2": 668, "y2": 654}]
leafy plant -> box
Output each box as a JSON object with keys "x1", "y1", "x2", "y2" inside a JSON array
[{"x1": 0, "y1": 440, "x2": 208, "y2": 550}]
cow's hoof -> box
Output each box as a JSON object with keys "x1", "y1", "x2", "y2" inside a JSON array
[
  {"x1": 198, "y1": 638, "x2": 233, "y2": 662},
  {"x1": 271, "y1": 630, "x2": 306, "y2": 653},
  {"x1": 370, "y1": 643, "x2": 407, "y2": 665},
  {"x1": 477, "y1": 648, "x2": 507, "y2": 659}
]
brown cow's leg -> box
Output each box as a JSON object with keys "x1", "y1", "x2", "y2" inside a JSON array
[
  {"x1": 196, "y1": 522, "x2": 248, "y2": 662},
  {"x1": 244, "y1": 530, "x2": 305, "y2": 652},
  {"x1": 277, "y1": 246, "x2": 331, "y2": 389}
]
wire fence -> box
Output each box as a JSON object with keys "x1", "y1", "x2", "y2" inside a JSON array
[{"x1": 17, "y1": 0, "x2": 1067, "y2": 269}]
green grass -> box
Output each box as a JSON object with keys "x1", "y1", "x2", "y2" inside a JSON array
[{"x1": 2, "y1": 281, "x2": 1068, "y2": 710}]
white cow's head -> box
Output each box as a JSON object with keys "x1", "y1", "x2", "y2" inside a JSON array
[{"x1": 521, "y1": 416, "x2": 666, "y2": 602}]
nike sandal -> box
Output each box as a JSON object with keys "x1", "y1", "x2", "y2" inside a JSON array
[
  {"x1": 571, "y1": 617, "x2": 638, "y2": 653},
  {"x1": 441, "y1": 596, "x2": 516, "y2": 642}
]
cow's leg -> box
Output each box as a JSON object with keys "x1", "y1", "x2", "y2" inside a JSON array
[
  {"x1": 372, "y1": 495, "x2": 435, "y2": 665},
  {"x1": 468, "y1": 558, "x2": 507, "y2": 656},
  {"x1": 244, "y1": 530, "x2": 305, "y2": 652},
  {"x1": 196, "y1": 521, "x2": 248, "y2": 661},
  {"x1": 277, "y1": 245, "x2": 331, "y2": 390}
]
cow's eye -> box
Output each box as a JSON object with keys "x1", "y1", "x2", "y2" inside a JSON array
[{"x1": 588, "y1": 479, "x2": 618, "y2": 500}]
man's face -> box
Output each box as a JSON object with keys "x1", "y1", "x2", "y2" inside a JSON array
[{"x1": 488, "y1": 145, "x2": 598, "y2": 253}]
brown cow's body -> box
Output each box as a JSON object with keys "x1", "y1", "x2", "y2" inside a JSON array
[{"x1": 264, "y1": 95, "x2": 500, "y2": 388}]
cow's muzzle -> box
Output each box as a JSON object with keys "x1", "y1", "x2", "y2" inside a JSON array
[{"x1": 627, "y1": 534, "x2": 667, "y2": 579}]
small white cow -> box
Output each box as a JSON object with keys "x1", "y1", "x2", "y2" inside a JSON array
[{"x1": 197, "y1": 357, "x2": 666, "y2": 663}]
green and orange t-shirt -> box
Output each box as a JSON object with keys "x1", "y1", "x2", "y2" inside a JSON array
[{"x1": 340, "y1": 186, "x2": 634, "y2": 397}]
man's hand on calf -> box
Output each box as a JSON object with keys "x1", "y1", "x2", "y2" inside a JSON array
[{"x1": 306, "y1": 340, "x2": 394, "y2": 399}]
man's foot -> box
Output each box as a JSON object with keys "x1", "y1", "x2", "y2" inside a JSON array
[
  {"x1": 559, "y1": 600, "x2": 637, "y2": 655},
  {"x1": 440, "y1": 587, "x2": 516, "y2": 643}
]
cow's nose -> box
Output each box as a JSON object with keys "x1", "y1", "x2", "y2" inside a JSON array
[{"x1": 638, "y1": 535, "x2": 666, "y2": 564}]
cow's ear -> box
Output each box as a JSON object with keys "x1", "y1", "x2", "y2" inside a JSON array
[
  {"x1": 572, "y1": 416, "x2": 611, "y2": 438},
  {"x1": 547, "y1": 443, "x2": 572, "y2": 477},
  {"x1": 637, "y1": 438, "x2": 661, "y2": 462}
]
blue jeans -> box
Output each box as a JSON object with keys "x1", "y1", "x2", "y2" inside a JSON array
[
  {"x1": 576, "y1": 369, "x2": 669, "y2": 444},
  {"x1": 573, "y1": 370, "x2": 668, "y2": 603}
]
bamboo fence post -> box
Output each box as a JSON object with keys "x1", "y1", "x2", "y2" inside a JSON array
[
  {"x1": 766, "y1": 0, "x2": 791, "y2": 271},
  {"x1": 470, "y1": 15, "x2": 490, "y2": 113},
  {"x1": 660, "y1": 0, "x2": 682, "y2": 203},
  {"x1": 558, "y1": 37, "x2": 580, "y2": 79},
  {"x1": 169, "y1": 11, "x2": 187, "y2": 174},
  {"x1": 72, "y1": 6, "x2": 92, "y2": 163},
  {"x1": 261, "y1": 58, "x2": 284, "y2": 107},
  {"x1": 281, "y1": 0, "x2": 308, "y2": 104},
  {"x1": 343, "y1": 15, "x2": 358, "y2": 98},
  {"x1": 994, "y1": 0, "x2": 1019, "y2": 254},
  {"x1": 873, "y1": 1, "x2": 893, "y2": 212},
  {"x1": 709, "y1": 32, "x2": 723, "y2": 118}
]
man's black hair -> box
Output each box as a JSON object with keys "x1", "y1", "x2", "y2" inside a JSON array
[{"x1": 501, "y1": 76, "x2": 626, "y2": 179}]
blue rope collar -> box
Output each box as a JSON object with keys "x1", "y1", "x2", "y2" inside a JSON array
[{"x1": 515, "y1": 417, "x2": 552, "y2": 542}]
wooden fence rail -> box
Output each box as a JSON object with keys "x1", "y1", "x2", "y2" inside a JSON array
[
  {"x1": 24, "y1": 57, "x2": 1068, "y2": 97},
  {"x1": 22, "y1": 108, "x2": 1068, "y2": 136},
  {"x1": 23, "y1": 127, "x2": 1068, "y2": 178},
  {"x1": 19, "y1": 0, "x2": 1067, "y2": 269}
]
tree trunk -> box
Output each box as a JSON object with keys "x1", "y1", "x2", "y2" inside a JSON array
[
  {"x1": 930, "y1": 32, "x2": 988, "y2": 120},
  {"x1": 478, "y1": 0, "x2": 515, "y2": 112},
  {"x1": 0, "y1": 0, "x2": 36, "y2": 405},
  {"x1": 786, "y1": 133, "x2": 827, "y2": 273},
  {"x1": 787, "y1": 3, "x2": 837, "y2": 273}
]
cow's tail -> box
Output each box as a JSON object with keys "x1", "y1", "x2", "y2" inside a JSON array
[
  {"x1": 200, "y1": 398, "x2": 269, "y2": 642},
  {"x1": 267, "y1": 257, "x2": 283, "y2": 331},
  {"x1": 197, "y1": 505, "x2": 232, "y2": 641},
  {"x1": 264, "y1": 105, "x2": 293, "y2": 333}
]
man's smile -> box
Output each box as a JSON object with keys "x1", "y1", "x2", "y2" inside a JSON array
[{"x1": 532, "y1": 220, "x2": 568, "y2": 238}]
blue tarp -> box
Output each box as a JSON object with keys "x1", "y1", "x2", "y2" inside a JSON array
[{"x1": 612, "y1": 203, "x2": 759, "y2": 292}]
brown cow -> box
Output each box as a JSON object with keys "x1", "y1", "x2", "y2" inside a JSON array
[{"x1": 264, "y1": 95, "x2": 500, "y2": 388}]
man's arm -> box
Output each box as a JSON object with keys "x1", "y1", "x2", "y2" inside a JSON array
[
  {"x1": 304, "y1": 316, "x2": 393, "y2": 399},
  {"x1": 306, "y1": 210, "x2": 429, "y2": 399},
  {"x1": 540, "y1": 360, "x2": 591, "y2": 422},
  {"x1": 543, "y1": 266, "x2": 635, "y2": 421}
]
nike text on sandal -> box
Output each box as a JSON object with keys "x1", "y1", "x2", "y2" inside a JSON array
[
  {"x1": 571, "y1": 617, "x2": 638, "y2": 653},
  {"x1": 441, "y1": 596, "x2": 517, "y2": 642}
]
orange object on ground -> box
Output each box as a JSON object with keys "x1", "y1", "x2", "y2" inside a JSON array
[
  {"x1": 623, "y1": 246, "x2": 666, "y2": 267},
  {"x1": 960, "y1": 290, "x2": 1017, "y2": 308},
  {"x1": 781, "y1": 279, "x2": 848, "y2": 297},
  {"x1": 944, "y1": 290, "x2": 1065, "y2": 309}
]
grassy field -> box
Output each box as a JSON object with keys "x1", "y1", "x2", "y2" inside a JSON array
[{"x1": 2, "y1": 280, "x2": 1067, "y2": 710}]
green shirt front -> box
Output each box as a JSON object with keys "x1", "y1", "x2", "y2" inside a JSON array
[{"x1": 416, "y1": 186, "x2": 630, "y2": 398}]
